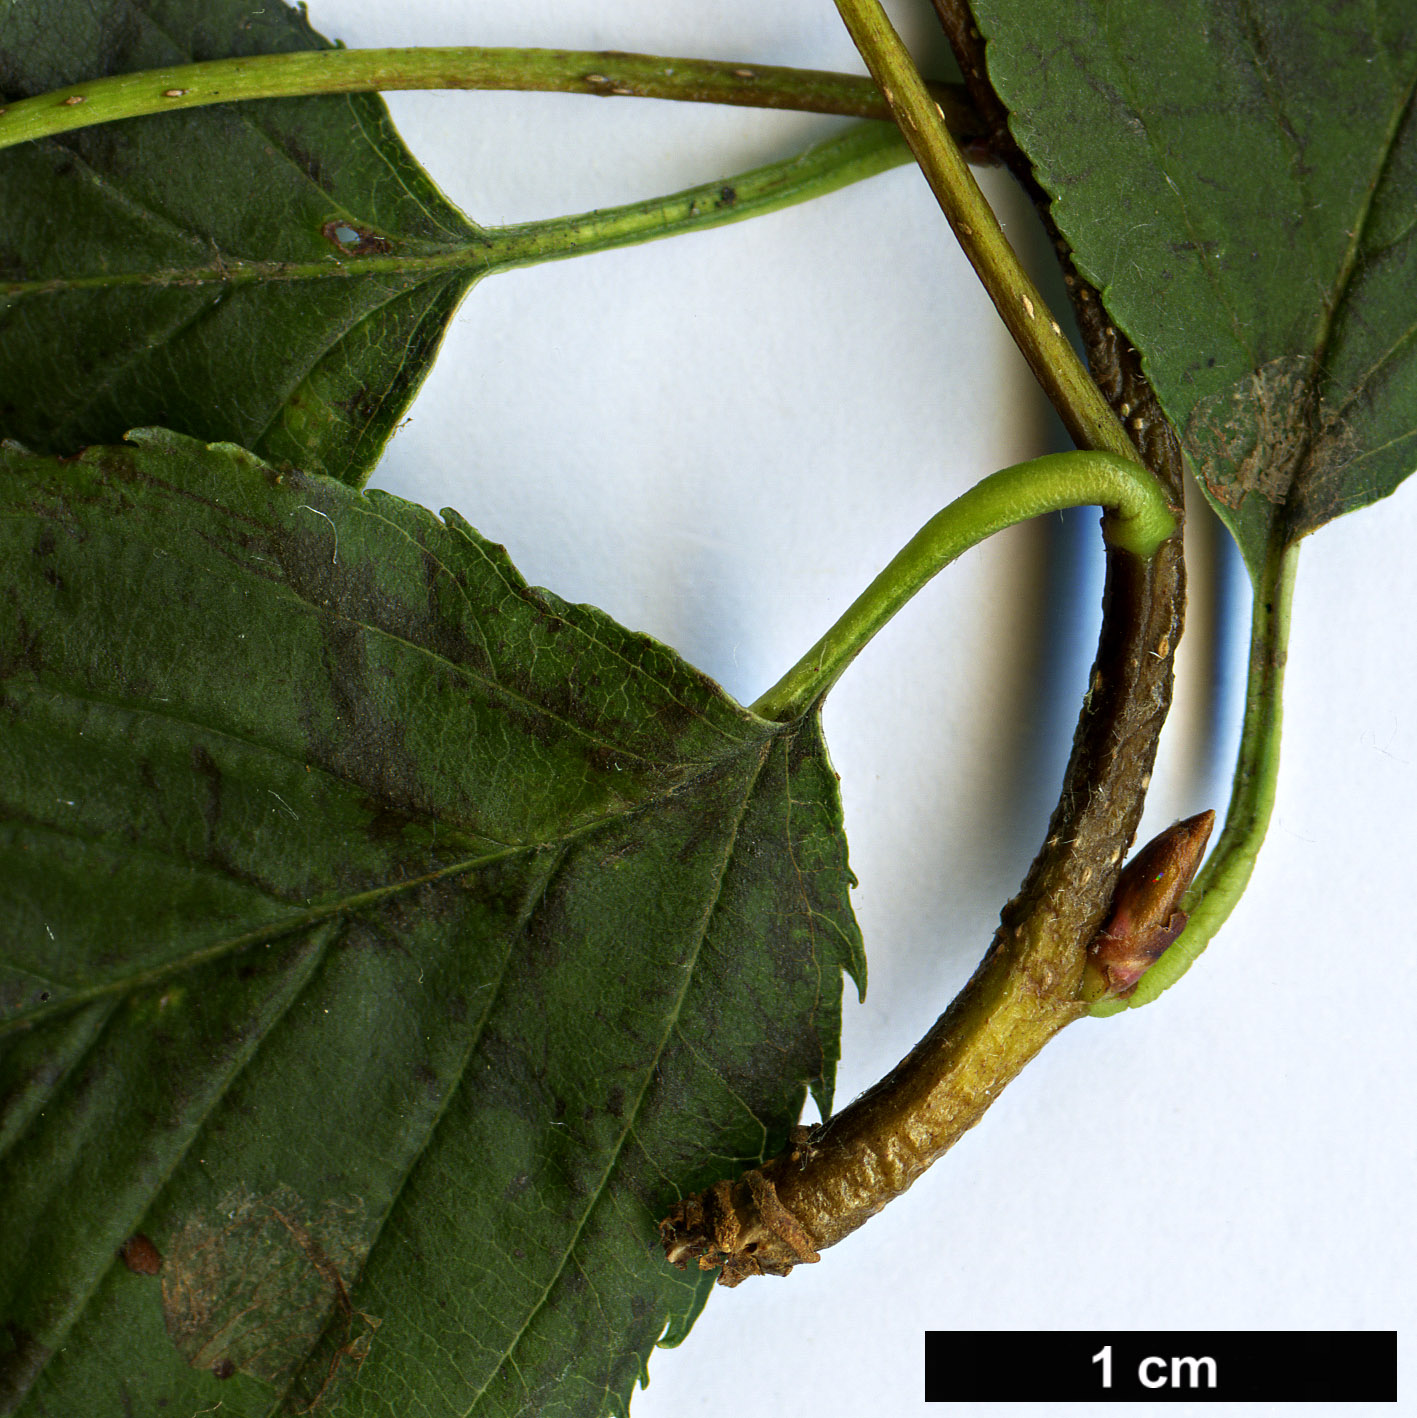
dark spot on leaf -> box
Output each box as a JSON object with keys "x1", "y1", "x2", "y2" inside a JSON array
[
  {"x1": 585, "y1": 745, "x2": 621, "y2": 776},
  {"x1": 0, "y1": 612, "x2": 42, "y2": 681},
  {"x1": 190, "y1": 744, "x2": 223, "y2": 842},
  {"x1": 321, "y1": 219, "x2": 394, "y2": 256},
  {"x1": 119, "y1": 1233, "x2": 162, "y2": 1275},
  {"x1": 282, "y1": 137, "x2": 327, "y2": 187},
  {"x1": 361, "y1": 800, "x2": 420, "y2": 845},
  {"x1": 718, "y1": 185, "x2": 737, "y2": 206},
  {"x1": 210, "y1": 1358, "x2": 236, "y2": 1381},
  {"x1": 342, "y1": 384, "x2": 383, "y2": 422}
]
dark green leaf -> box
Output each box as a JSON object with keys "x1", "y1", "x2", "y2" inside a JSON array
[
  {"x1": 972, "y1": 0, "x2": 1417, "y2": 575},
  {"x1": 0, "y1": 429, "x2": 864, "y2": 1415},
  {"x1": 0, "y1": 0, "x2": 479, "y2": 486}
]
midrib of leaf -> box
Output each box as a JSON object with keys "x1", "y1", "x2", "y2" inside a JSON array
[
  {"x1": 459, "y1": 742, "x2": 772, "y2": 1418},
  {"x1": 1, "y1": 125, "x2": 906, "y2": 299},
  {"x1": 1, "y1": 248, "x2": 482, "y2": 297},
  {"x1": 1, "y1": 698, "x2": 779, "y2": 1034},
  {"x1": 1272, "y1": 59, "x2": 1417, "y2": 538},
  {"x1": 1232, "y1": 0, "x2": 1332, "y2": 338}
]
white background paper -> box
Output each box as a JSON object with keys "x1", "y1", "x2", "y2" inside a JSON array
[{"x1": 306, "y1": 2, "x2": 1413, "y2": 1412}]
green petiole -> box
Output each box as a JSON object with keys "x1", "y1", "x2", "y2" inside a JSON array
[
  {"x1": 751, "y1": 449, "x2": 1177, "y2": 722},
  {"x1": 477, "y1": 122, "x2": 911, "y2": 273},
  {"x1": 0, "y1": 46, "x2": 980, "y2": 154}
]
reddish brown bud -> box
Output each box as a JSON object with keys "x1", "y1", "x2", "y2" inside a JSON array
[{"x1": 1084, "y1": 810, "x2": 1215, "y2": 999}]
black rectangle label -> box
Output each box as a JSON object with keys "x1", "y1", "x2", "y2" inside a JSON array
[{"x1": 924, "y1": 1331, "x2": 1397, "y2": 1402}]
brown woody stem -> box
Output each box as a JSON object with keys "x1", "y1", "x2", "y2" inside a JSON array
[
  {"x1": 661, "y1": 532, "x2": 1184, "y2": 1282},
  {"x1": 661, "y1": 0, "x2": 1190, "y2": 1285}
]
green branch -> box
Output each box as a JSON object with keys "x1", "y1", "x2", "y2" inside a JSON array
[
  {"x1": 1094, "y1": 536, "x2": 1299, "y2": 1013},
  {"x1": 751, "y1": 450, "x2": 1176, "y2": 722},
  {"x1": 831, "y1": 0, "x2": 1138, "y2": 463},
  {"x1": 0, "y1": 46, "x2": 980, "y2": 154}
]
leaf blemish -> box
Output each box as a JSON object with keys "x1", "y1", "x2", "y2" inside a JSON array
[
  {"x1": 119, "y1": 1233, "x2": 163, "y2": 1275},
  {"x1": 321, "y1": 219, "x2": 394, "y2": 256},
  {"x1": 161, "y1": 1186, "x2": 377, "y2": 1389}
]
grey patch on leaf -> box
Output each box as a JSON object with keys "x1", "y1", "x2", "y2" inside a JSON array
[
  {"x1": 161, "y1": 1185, "x2": 378, "y2": 1395},
  {"x1": 1184, "y1": 355, "x2": 1362, "y2": 534}
]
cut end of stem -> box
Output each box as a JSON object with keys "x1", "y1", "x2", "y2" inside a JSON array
[{"x1": 660, "y1": 1131, "x2": 822, "y2": 1287}]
